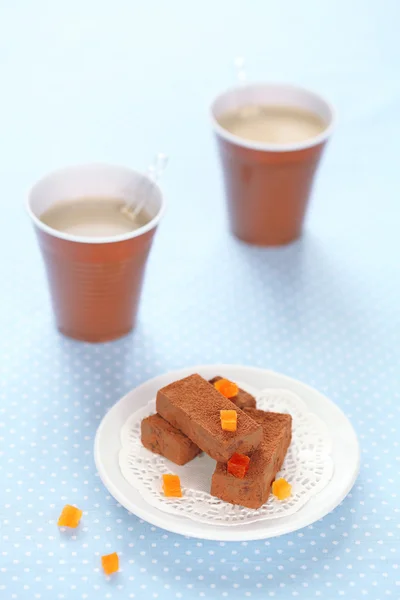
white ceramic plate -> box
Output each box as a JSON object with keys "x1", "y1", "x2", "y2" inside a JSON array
[{"x1": 94, "y1": 365, "x2": 360, "y2": 541}]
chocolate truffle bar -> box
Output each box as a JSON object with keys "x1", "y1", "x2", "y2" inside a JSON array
[
  {"x1": 156, "y1": 374, "x2": 263, "y2": 463},
  {"x1": 141, "y1": 413, "x2": 202, "y2": 466},
  {"x1": 209, "y1": 376, "x2": 256, "y2": 410},
  {"x1": 211, "y1": 408, "x2": 292, "y2": 509}
]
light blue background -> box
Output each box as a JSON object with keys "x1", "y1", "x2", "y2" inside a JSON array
[{"x1": 0, "y1": 1, "x2": 399, "y2": 598}]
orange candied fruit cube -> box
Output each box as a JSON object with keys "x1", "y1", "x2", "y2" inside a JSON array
[
  {"x1": 214, "y1": 378, "x2": 239, "y2": 399},
  {"x1": 272, "y1": 478, "x2": 292, "y2": 500},
  {"x1": 227, "y1": 452, "x2": 250, "y2": 479},
  {"x1": 101, "y1": 552, "x2": 119, "y2": 576},
  {"x1": 220, "y1": 409, "x2": 237, "y2": 432},
  {"x1": 57, "y1": 504, "x2": 83, "y2": 528},
  {"x1": 162, "y1": 474, "x2": 182, "y2": 497}
]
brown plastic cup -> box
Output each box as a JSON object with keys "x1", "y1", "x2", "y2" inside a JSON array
[
  {"x1": 211, "y1": 83, "x2": 335, "y2": 246},
  {"x1": 27, "y1": 164, "x2": 165, "y2": 342}
]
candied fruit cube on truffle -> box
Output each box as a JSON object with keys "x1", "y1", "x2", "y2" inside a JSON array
[
  {"x1": 220, "y1": 409, "x2": 237, "y2": 431},
  {"x1": 214, "y1": 378, "x2": 239, "y2": 399},
  {"x1": 209, "y1": 376, "x2": 256, "y2": 410},
  {"x1": 227, "y1": 453, "x2": 251, "y2": 479}
]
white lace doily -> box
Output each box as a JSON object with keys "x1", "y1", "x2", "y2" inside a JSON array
[{"x1": 119, "y1": 386, "x2": 334, "y2": 525}]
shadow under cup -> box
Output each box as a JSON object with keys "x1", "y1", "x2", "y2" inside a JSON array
[
  {"x1": 27, "y1": 164, "x2": 164, "y2": 343},
  {"x1": 211, "y1": 84, "x2": 335, "y2": 246}
]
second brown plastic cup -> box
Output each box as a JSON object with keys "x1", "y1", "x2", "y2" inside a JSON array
[
  {"x1": 27, "y1": 164, "x2": 165, "y2": 342},
  {"x1": 211, "y1": 83, "x2": 335, "y2": 246}
]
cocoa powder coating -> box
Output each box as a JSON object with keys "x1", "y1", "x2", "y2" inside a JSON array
[
  {"x1": 156, "y1": 374, "x2": 262, "y2": 462},
  {"x1": 141, "y1": 413, "x2": 201, "y2": 466},
  {"x1": 211, "y1": 408, "x2": 292, "y2": 508}
]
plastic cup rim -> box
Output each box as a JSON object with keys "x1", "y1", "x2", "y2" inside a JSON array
[
  {"x1": 210, "y1": 82, "x2": 336, "y2": 153},
  {"x1": 26, "y1": 162, "x2": 166, "y2": 245}
]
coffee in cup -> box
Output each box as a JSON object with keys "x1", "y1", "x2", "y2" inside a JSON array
[{"x1": 40, "y1": 196, "x2": 150, "y2": 238}]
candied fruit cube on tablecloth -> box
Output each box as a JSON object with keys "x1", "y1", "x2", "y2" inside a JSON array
[
  {"x1": 272, "y1": 478, "x2": 292, "y2": 500},
  {"x1": 220, "y1": 409, "x2": 237, "y2": 431},
  {"x1": 214, "y1": 378, "x2": 239, "y2": 399},
  {"x1": 57, "y1": 504, "x2": 83, "y2": 528},
  {"x1": 101, "y1": 552, "x2": 119, "y2": 575},
  {"x1": 162, "y1": 474, "x2": 182, "y2": 497},
  {"x1": 227, "y1": 453, "x2": 251, "y2": 479}
]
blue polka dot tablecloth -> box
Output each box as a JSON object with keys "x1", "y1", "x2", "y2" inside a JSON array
[{"x1": 0, "y1": 1, "x2": 399, "y2": 598}]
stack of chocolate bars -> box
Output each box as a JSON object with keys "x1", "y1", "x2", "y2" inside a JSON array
[{"x1": 141, "y1": 373, "x2": 292, "y2": 509}]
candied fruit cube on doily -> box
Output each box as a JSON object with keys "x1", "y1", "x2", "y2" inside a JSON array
[
  {"x1": 213, "y1": 378, "x2": 239, "y2": 399},
  {"x1": 220, "y1": 409, "x2": 237, "y2": 431},
  {"x1": 227, "y1": 452, "x2": 250, "y2": 479},
  {"x1": 162, "y1": 474, "x2": 182, "y2": 497},
  {"x1": 101, "y1": 552, "x2": 119, "y2": 575},
  {"x1": 57, "y1": 504, "x2": 83, "y2": 528},
  {"x1": 272, "y1": 478, "x2": 292, "y2": 500}
]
